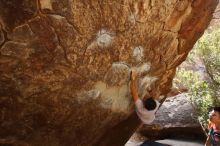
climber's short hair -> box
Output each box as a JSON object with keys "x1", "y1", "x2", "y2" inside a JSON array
[
  {"x1": 212, "y1": 107, "x2": 220, "y2": 113},
  {"x1": 143, "y1": 97, "x2": 157, "y2": 111}
]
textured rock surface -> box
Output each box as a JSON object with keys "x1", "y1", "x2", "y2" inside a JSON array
[{"x1": 0, "y1": 0, "x2": 218, "y2": 146}]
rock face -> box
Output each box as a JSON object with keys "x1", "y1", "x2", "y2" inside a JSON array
[
  {"x1": 154, "y1": 94, "x2": 199, "y2": 128},
  {"x1": 0, "y1": 0, "x2": 218, "y2": 146}
]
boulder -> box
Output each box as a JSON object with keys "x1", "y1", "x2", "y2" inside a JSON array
[{"x1": 0, "y1": 0, "x2": 218, "y2": 145}]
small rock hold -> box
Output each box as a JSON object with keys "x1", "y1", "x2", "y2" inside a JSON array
[
  {"x1": 133, "y1": 46, "x2": 144, "y2": 63},
  {"x1": 104, "y1": 62, "x2": 130, "y2": 86},
  {"x1": 0, "y1": 29, "x2": 4, "y2": 45},
  {"x1": 40, "y1": 0, "x2": 53, "y2": 10},
  {"x1": 96, "y1": 29, "x2": 114, "y2": 48}
]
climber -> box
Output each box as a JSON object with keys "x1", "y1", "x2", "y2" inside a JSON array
[
  {"x1": 130, "y1": 70, "x2": 160, "y2": 124},
  {"x1": 205, "y1": 107, "x2": 220, "y2": 146}
]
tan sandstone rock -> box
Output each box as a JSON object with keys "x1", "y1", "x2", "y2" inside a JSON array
[{"x1": 0, "y1": 0, "x2": 218, "y2": 146}]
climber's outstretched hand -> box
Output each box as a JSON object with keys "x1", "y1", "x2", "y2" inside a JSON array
[
  {"x1": 130, "y1": 70, "x2": 139, "y2": 102},
  {"x1": 130, "y1": 70, "x2": 137, "y2": 81}
]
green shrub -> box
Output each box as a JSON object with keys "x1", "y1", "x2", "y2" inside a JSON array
[{"x1": 174, "y1": 28, "x2": 220, "y2": 128}]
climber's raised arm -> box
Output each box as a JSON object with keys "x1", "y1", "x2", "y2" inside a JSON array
[
  {"x1": 130, "y1": 71, "x2": 139, "y2": 102},
  {"x1": 129, "y1": 70, "x2": 160, "y2": 125}
]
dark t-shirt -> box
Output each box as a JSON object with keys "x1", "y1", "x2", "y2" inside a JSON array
[{"x1": 210, "y1": 127, "x2": 220, "y2": 146}]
